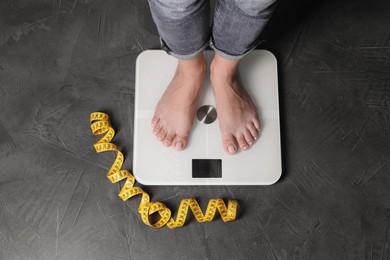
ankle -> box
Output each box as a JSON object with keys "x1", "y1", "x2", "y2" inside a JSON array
[
  {"x1": 210, "y1": 53, "x2": 239, "y2": 82},
  {"x1": 178, "y1": 52, "x2": 207, "y2": 77}
]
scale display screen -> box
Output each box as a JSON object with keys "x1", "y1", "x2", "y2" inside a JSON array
[{"x1": 192, "y1": 159, "x2": 222, "y2": 178}]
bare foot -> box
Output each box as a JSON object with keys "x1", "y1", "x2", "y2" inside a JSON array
[
  {"x1": 152, "y1": 53, "x2": 206, "y2": 151},
  {"x1": 210, "y1": 53, "x2": 261, "y2": 155}
]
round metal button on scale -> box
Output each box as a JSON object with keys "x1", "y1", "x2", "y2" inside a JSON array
[{"x1": 197, "y1": 105, "x2": 217, "y2": 124}]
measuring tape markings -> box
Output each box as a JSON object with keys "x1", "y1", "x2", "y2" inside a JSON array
[{"x1": 90, "y1": 112, "x2": 238, "y2": 229}]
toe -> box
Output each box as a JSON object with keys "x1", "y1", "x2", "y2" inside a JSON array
[
  {"x1": 222, "y1": 134, "x2": 238, "y2": 155},
  {"x1": 151, "y1": 116, "x2": 160, "y2": 128},
  {"x1": 253, "y1": 119, "x2": 261, "y2": 130},
  {"x1": 153, "y1": 123, "x2": 163, "y2": 136},
  {"x1": 237, "y1": 134, "x2": 249, "y2": 151},
  {"x1": 248, "y1": 124, "x2": 259, "y2": 140},
  {"x1": 157, "y1": 128, "x2": 167, "y2": 141},
  {"x1": 173, "y1": 135, "x2": 188, "y2": 151},
  {"x1": 163, "y1": 132, "x2": 175, "y2": 147},
  {"x1": 244, "y1": 129, "x2": 255, "y2": 146}
]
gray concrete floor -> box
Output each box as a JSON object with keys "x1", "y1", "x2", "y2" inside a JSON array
[{"x1": 1, "y1": 0, "x2": 390, "y2": 259}]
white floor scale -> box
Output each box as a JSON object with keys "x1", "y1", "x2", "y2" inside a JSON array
[{"x1": 133, "y1": 50, "x2": 281, "y2": 185}]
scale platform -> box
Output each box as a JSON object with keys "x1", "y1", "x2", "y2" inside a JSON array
[{"x1": 133, "y1": 50, "x2": 281, "y2": 185}]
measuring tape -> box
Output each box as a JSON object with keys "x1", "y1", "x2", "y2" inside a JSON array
[{"x1": 90, "y1": 112, "x2": 238, "y2": 229}]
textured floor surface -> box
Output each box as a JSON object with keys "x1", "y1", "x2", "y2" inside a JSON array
[{"x1": 1, "y1": 0, "x2": 390, "y2": 259}]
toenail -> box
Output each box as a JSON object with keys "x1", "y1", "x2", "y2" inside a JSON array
[
  {"x1": 158, "y1": 136, "x2": 163, "y2": 141},
  {"x1": 228, "y1": 145, "x2": 236, "y2": 153},
  {"x1": 175, "y1": 141, "x2": 183, "y2": 149},
  {"x1": 243, "y1": 146, "x2": 248, "y2": 150},
  {"x1": 254, "y1": 136, "x2": 257, "y2": 140},
  {"x1": 164, "y1": 141, "x2": 170, "y2": 146},
  {"x1": 249, "y1": 141, "x2": 253, "y2": 145}
]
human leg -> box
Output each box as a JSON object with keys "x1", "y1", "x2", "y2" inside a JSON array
[
  {"x1": 210, "y1": 0, "x2": 278, "y2": 155},
  {"x1": 210, "y1": 0, "x2": 278, "y2": 60},
  {"x1": 147, "y1": 0, "x2": 209, "y2": 150},
  {"x1": 147, "y1": 0, "x2": 210, "y2": 60}
]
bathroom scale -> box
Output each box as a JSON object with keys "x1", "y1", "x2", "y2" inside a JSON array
[{"x1": 133, "y1": 50, "x2": 281, "y2": 185}]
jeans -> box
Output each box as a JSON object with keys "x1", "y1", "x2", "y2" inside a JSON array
[{"x1": 147, "y1": 0, "x2": 278, "y2": 60}]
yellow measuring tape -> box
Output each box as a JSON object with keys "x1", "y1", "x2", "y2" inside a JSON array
[{"x1": 90, "y1": 112, "x2": 238, "y2": 229}]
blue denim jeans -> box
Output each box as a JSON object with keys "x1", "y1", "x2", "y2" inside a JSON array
[{"x1": 147, "y1": 0, "x2": 278, "y2": 60}]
